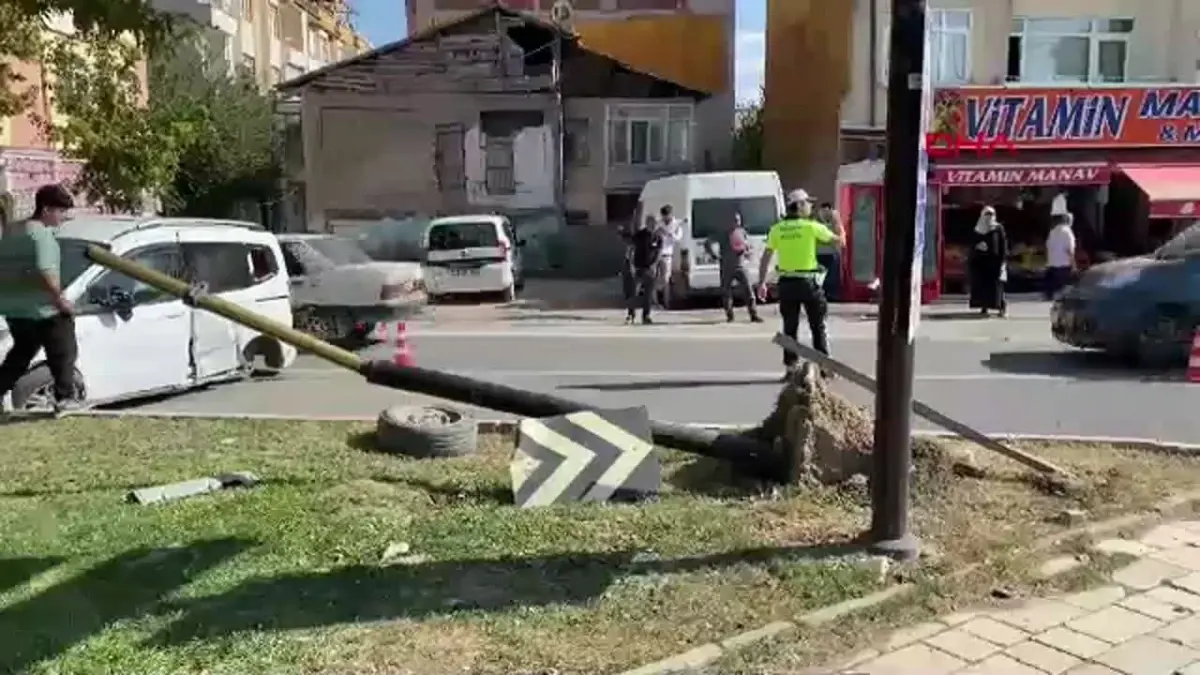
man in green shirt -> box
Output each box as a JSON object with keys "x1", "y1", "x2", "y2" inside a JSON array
[
  {"x1": 0, "y1": 184, "x2": 80, "y2": 413},
  {"x1": 756, "y1": 189, "x2": 845, "y2": 377}
]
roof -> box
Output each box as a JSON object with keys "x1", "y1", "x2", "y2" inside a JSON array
[
  {"x1": 57, "y1": 216, "x2": 264, "y2": 244},
  {"x1": 428, "y1": 214, "x2": 508, "y2": 226}
]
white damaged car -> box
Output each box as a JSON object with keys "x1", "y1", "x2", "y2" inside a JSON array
[{"x1": 277, "y1": 233, "x2": 426, "y2": 341}]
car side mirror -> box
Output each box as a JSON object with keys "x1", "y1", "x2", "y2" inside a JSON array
[{"x1": 109, "y1": 287, "x2": 133, "y2": 309}]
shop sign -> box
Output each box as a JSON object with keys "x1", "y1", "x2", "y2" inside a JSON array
[
  {"x1": 931, "y1": 86, "x2": 1200, "y2": 149},
  {"x1": 932, "y1": 164, "x2": 1111, "y2": 186},
  {"x1": 1150, "y1": 200, "x2": 1199, "y2": 218}
]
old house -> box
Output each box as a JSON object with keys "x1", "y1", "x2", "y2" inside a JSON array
[{"x1": 277, "y1": 2, "x2": 708, "y2": 234}]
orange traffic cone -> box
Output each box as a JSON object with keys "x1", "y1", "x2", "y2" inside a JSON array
[
  {"x1": 1189, "y1": 329, "x2": 1200, "y2": 383},
  {"x1": 390, "y1": 322, "x2": 414, "y2": 367}
]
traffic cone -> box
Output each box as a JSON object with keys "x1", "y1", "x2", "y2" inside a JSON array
[
  {"x1": 1189, "y1": 329, "x2": 1200, "y2": 383},
  {"x1": 390, "y1": 321, "x2": 414, "y2": 367}
]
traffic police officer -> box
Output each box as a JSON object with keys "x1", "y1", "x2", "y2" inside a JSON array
[{"x1": 756, "y1": 189, "x2": 845, "y2": 377}]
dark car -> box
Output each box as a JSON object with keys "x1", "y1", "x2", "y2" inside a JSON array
[{"x1": 1052, "y1": 222, "x2": 1200, "y2": 366}]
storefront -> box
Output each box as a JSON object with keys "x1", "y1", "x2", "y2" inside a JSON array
[{"x1": 837, "y1": 85, "x2": 1200, "y2": 303}]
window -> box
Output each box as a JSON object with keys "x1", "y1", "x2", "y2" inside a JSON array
[
  {"x1": 434, "y1": 124, "x2": 466, "y2": 190},
  {"x1": 242, "y1": 54, "x2": 256, "y2": 77},
  {"x1": 248, "y1": 245, "x2": 278, "y2": 282},
  {"x1": 565, "y1": 118, "x2": 590, "y2": 166},
  {"x1": 690, "y1": 197, "x2": 780, "y2": 240},
  {"x1": 183, "y1": 243, "x2": 254, "y2": 294},
  {"x1": 57, "y1": 238, "x2": 99, "y2": 290},
  {"x1": 1008, "y1": 18, "x2": 1133, "y2": 83},
  {"x1": 484, "y1": 136, "x2": 515, "y2": 195},
  {"x1": 880, "y1": 9, "x2": 971, "y2": 84},
  {"x1": 427, "y1": 222, "x2": 500, "y2": 251},
  {"x1": 85, "y1": 245, "x2": 187, "y2": 308},
  {"x1": 305, "y1": 236, "x2": 373, "y2": 265},
  {"x1": 269, "y1": 3, "x2": 280, "y2": 39},
  {"x1": 607, "y1": 104, "x2": 691, "y2": 166}
]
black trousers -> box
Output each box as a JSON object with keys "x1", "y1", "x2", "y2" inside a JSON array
[
  {"x1": 1044, "y1": 266, "x2": 1072, "y2": 299},
  {"x1": 720, "y1": 265, "x2": 758, "y2": 318},
  {"x1": 626, "y1": 267, "x2": 655, "y2": 319},
  {"x1": 0, "y1": 314, "x2": 78, "y2": 402},
  {"x1": 777, "y1": 276, "x2": 829, "y2": 366}
]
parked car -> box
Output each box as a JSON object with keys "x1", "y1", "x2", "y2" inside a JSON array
[
  {"x1": 422, "y1": 214, "x2": 525, "y2": 301},
  {"x1": 277, "y1": 233, "x2": 426, "y2": 341},
  {"x1": 0, "y1": 216, "x2": 297, "y2": 412},
  {"x1": 1051, "y1": 222, "x2": 1200, "y2": 367}
]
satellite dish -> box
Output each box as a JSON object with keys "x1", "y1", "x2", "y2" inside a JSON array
[{"x1": 550, "y1": 0, "x2": 573, "y2": 25}]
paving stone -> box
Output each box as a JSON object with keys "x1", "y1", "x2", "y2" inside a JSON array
[
  {"x1": 1154, "y1": 614, "x2": 1200, "y2": 649},
  {"x1": 1092, "y1": 538, "x2": 1155, "y2": 557},
  {"x1": 1062, "y1": 665, "x2": 1123, "y2": 675},
  {"x1": 959, "y1": 617, "x2": 1030, "y2": 646},
  {"x1": 1146, "y1": 585, "x2": 1200, "y2": 611},
  {"x1": 940, "y1": 611, "x2": 979, "y2": 626},
  {"x1": 1033, "y1": 627, "x2": 1111, "y2": 659},
  {"x1": 881, "y1": 621, "x2": 949, "y2": 650},
  {"x1": 1139, "y1": 524, "x2": 1200, "y2": 549},
  {"x1": 992, "y1": 599, "x2": 1088, "y2": 632},
  {"x1": 854, "y1": 643, "x2": 964, "y2": 674},
  {"x1": 1111, "y1": 557, "x2": 1191, "y2": 590},
  {"x1": 1176, "y1": 661, "x2": 1200, "y2": 675},
  {"x1": 1061, "y1": 585, "x2": 1126, "y2": 610},
  {"x1": 1169, "y1": 572, "x2": 1200, "y2": 597},
  {"x1": 1092, "y1": 635, "x2": 1200, "y2": 674},
  {"x1": 1040, "y1": 556, "x2": 1084, "y2": 578},
  {"x1": 1151, "y1": 546, "x2": 1200, "y2": 572},
  {"x1": 925, "y1": 629, "x2": 1001, "y2": 662},
  {"x1": 1119, "y1": 590, "x2": 1194, "y2": 621},
  {"x1": 1066, "y1": 606, "x2": 1163, "y2": 643},
  {"x1": 1005, "y1": 640, "x2": 1081, "y2": 674},
  {"x1": 954, "y1": 653, "x2": 1047, "y2": 675}
]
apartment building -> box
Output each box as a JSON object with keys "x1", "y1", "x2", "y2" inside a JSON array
[
  {"x1": 150, "y1": 0, "x2": 370, "y2": 86},
  {"x1": 406, "y1": 0, "x2": 736, "y2": 169},
  {"x1": 826, "y1": 0, "x2": 1200, "y2": 305}
]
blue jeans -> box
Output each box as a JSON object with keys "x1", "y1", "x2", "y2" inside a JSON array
[{"x1": 816, "y1": 252, "x2": 841, "y2": 302}]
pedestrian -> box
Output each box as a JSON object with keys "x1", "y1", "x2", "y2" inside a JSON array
[
  {"x1": 0, "y1": 184, "x2": 82, "y2": 415},
  {"x1": 706, "y1": 211, "x2": 762, "y2": 323},
  {"x1": 1044, "y1": 212, "x2": 1076, "y2": 299},
  {"x1": 654, "y1": 205, "x2": 682, "y2": 308},
  {"x1": 815, "y1": 201, "x2": 843, "y2": 302},
  {"x1": 626, "y1": 214, "x2": 663, "y2": 325},
  {"x1": 756, "y1": 189, "x2": 844, "y2": 378},
  {"x1": 968, "y1": 205, "x2": 1009, "y2": 318}
]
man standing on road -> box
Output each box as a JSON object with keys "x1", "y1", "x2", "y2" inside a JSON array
[
  {"x1": 707, "y1": 211, "x2": 762, "y2": 323},
  {"x1": 0, "y1": 184, "x2": 81, "y2": 415},
  {"x1": 815, "y1": 201, "x2": 843, "y2": 302},
  {"x1": 626, "y1": 214, "x2": 663, "y2": 325},
  {"x1": 756, "y1": 189, "x2": 844, "y2": 378},
  {"x1": 1044, "y1": 212, "x2": 1076, "y2": 299},
  {"x1": 654, "y1": 205, "x2": 682, "y2": 309}
]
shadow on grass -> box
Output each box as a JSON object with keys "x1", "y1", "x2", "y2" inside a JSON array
[
  {"x1": 144, "y1": 539, "x2": 864, "y2": 648},
  {"x1": 0, "y1": 556, "x2": 66, "y2": 596},
  {"x1": 0, "y1": 538, "x2": 256, "y2": 674}
]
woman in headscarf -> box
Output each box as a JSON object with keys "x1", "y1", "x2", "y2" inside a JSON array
[{"x1": 968, "y1": 205, "x2": 1008, "y2": 318}]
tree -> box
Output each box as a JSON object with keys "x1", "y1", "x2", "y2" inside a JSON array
[
  {"x1": 732, "y1": 87, "x2": 765, "y2": 171},
  {"x1": 37, "y1": 33, "x2": 194, "y2": 212}
]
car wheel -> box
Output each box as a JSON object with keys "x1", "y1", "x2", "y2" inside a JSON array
[
  {"x1": 12, "y1": 366, "x2": 86, "y2": 411},
  {"x1": 295, "y1": 307, "x2": 337, "y2": 341},
  {"x1": 1135, "y1": 313, "x2": 1192, "y2": 369}
]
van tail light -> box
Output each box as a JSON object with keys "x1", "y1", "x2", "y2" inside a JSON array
[
  {"x1": 680, "y1": 249, "x2": 691, "y2": 274},
  {"x1": 499, "y1": 239, "x2": 511, "y2": 254}
]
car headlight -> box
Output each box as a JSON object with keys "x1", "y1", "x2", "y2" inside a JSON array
[{"x1": 1097, "y1": 270, "x2": 1141, "y2": 288}]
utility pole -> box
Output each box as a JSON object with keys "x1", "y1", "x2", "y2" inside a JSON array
[
  {"x1": 869, "y1": 0, "x2": 931, "y2": 562},
  {"x1": 549, "y1": 0, "x2": 571, "y2": 213}
]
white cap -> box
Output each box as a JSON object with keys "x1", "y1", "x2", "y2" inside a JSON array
[{"x1": 786, "y1": 189, "x2": 814, "y2": 205}]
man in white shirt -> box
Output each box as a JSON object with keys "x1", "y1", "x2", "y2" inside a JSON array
[
  {"x1": 654, "y1": 204, "x2": 682, "y2": 308},
  {"x1": 1044, "y1": 212, "x2": 1076, "y2": 299}
]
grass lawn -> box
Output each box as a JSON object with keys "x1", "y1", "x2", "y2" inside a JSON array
[{"x1": 1, "y1": 418, "x2": 1198, "y2": 674}]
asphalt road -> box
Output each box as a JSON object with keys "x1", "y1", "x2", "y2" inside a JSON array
[{"x1": 114, "y1": 317, "x2": 1200, "y2": 443}]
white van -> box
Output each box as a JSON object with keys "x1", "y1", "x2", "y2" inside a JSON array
[
  {"x1": 422, "y1": 214, "x2": 525, "y2": 301},
  {"x1": 636, "y1": 171, "x2": 785, "y2": 304},
  {"x1": 0, "y1": 216, "x2": 297, "y2": 411}
]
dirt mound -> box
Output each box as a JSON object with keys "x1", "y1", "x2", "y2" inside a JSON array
[{"x1": 752, "y1": 363, "x2": 967, "y2": 489}]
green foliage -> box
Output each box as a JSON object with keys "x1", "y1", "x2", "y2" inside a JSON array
[
  {"x1": 732, "y1": 88, "x2": 765, "y2": 171},
  {"x1": 37, "y1": 34, "x2": 193, "y2": 212}
]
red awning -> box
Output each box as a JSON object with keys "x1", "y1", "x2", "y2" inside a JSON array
[
  {"x1": 1119, "y1": 164, "x2": 1200, "y2": 218},
  {"x1": 931, "y1": 163, "x2": 1110, "y2": 187}
]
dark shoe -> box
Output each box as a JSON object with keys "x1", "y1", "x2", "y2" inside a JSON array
[
  {"x1": 750, "y1": 314, "x2": 764, "y2": 323},
  {"x1": 725, "y1": 312, "x2": 735, "y2": 323},
  {"x1": 625, "y1": 312, "x2": 635, "y2": 324},
  {"x1": 641, "y1": 316, "x2": 653, "y2": 325}
]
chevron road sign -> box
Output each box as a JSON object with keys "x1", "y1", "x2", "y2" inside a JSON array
[{"x1": 510, "y1": 407, "x2": 660, "y2": 508}]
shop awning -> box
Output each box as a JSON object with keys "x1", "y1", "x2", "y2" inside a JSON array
[{"x1": 1119, "y1": 164, "x2": 1200, "y2": 218}]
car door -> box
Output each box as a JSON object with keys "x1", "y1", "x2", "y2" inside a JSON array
[
  {"x1": 182, "y1": 241, "x2": 251, "y2": 381},
  {"x1": 74, "y1": 244, "x2": 193, "y2": 401}
]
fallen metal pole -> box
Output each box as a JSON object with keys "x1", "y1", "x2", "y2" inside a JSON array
[
  {"x1": 85, "y1": 245, "x2": 780, "y2": 478},
  {"x1": 772, "y1": 333, "x2": 1070, "y2": 476}
]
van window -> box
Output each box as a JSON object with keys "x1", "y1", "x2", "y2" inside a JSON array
[
  {"x1": 691, "y1": 197, "x2": 780, "y2": 239},
  {"x1": 58, "y1": 238, "x2": 100, "y2": 289},
  {"x1": 185, "y1": 242, "x2": 254, "y2": 293},
  {"x1": 85, "y1": 244, "x2": 187, "y2": 307},
  {"x1": 428, "y1": 221, "x2": 499, "y2": 250},
  {"x1": 248, "y1": 245, "x2": 279, "y2": 282}
]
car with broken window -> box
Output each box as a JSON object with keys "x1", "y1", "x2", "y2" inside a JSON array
[{"x1": 277, "y1": 233, "x2": 426, "y2": 341}]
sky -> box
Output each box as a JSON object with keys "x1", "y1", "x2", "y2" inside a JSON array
[{"x1": 349, "y1": 0, "x2": 767, "y2": 104}]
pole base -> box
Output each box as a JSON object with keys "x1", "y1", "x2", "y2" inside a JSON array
[{"x1": 866, "y1": 530, "x2": 920, "y2": 562}]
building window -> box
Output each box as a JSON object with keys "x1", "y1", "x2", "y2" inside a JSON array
[
  {"x1": 607, "y1": 104, "x2": 691, "y2": 167},
  {"x1": 565, "y1": 118, "x2": 590, "y2": 166},
  {"x1": 269, "y1": 3, "x2": 280, "y2": 39},
  {"x1": 242, "y1": 54, "x2": 256, "y2": 76},
  {"x1": 1008, "y1": 18, "x2": 1133, "y2": 83},
  {"x1": 434, "y1": 124, "x2": 466, "y2": 191},
  {"x1": 880, "y1": 9, "x2": 971, "y2": 84}
]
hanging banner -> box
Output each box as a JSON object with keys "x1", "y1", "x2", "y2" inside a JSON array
[{"x1": 909, "y1": 8, "x2": 933, "y2": 338}]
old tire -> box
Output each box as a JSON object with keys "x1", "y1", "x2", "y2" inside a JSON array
[{"x1": 375, "y1": 404, "x2": 478, "y2": 458}]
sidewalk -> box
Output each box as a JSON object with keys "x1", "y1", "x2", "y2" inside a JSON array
[{"x1": 831, "y1": 519, "x2": 1200, "y2": 674}]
